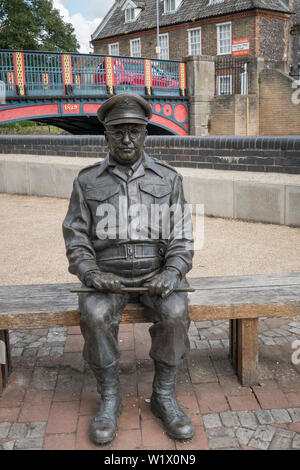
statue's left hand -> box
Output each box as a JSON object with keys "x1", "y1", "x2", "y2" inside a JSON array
[{"x1": 143, "y1": 268, "x2": 180, "y2": 298}]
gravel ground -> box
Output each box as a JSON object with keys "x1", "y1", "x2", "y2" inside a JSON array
[{"x1": 0, "y1": 192, "x2": 300, "y2": 285}]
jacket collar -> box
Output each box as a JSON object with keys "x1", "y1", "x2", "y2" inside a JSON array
[
  {"x1": 96, "y1": 152, "x2": 164, "y2": 179},
  {"x1": 96, "y1": 155, "x2": 110, "y2": 178},
  {"x1": 143, "y1": 152, "x2": 164, "y2": 178}
]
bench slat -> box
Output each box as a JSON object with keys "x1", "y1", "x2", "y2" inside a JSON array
[
  {"x1": 0, "y1": 274, "x2": 299, "y2": 388},
  {"x1": 0, "y1": 301, "x2": 300, "y2": 330},
  {"x1": 0, "y1": 274, "x2": 299, "y2": 329}
]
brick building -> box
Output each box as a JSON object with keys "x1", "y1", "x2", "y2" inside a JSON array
[
  {"x1": 91, "y1": 0, "x2": 292, "y2": 62},
  {"x1": 288, "y1": 0, "x2": 300, "y2": 73},
  {"x1": 91, "y1": 1, "x2": 300, "y2": 137}
]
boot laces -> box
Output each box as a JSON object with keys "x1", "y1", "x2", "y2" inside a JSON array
[
  {"x1": 95, "y1": 395, "x2": 120, "y2": 423},
  {"x1": 156, "y1": 394, "x2": 184, "y2": 420}
]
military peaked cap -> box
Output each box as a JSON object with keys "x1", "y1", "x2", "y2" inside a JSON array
[{"x1": 97, "y1": 93, "x2": 152, "y2": 126}]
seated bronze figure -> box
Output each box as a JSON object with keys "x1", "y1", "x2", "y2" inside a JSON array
[{"x1": 63, "y1": 93, "x2": 194, "y2": 445}]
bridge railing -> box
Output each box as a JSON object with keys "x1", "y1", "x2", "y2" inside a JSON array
[{"x1": 0, "y1": 50, "x2": 187, "y2": 99}]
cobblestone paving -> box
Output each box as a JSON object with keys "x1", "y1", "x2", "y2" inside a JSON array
[
  {"x1": 203, "y1": 409, "x2": 300, "y2": 450},
  {"x1": 9, "y1": 320, "x2": 300, "y2": 359},
  {"x1": 1, "y1": 317, "x2": 299, "y2": 450}
]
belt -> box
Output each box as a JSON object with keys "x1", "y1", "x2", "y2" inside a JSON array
[{"x1": 96, "y1": 243, "x2": 166, "y2": 261}]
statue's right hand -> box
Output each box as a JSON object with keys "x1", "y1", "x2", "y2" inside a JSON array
[{"x1": 84, "y1": 270, "x2": 123, "y2": 293}]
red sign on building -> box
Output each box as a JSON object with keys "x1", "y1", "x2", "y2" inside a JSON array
[{"x1": 232, "y1": 38, "x2": 250, "y2": 56}]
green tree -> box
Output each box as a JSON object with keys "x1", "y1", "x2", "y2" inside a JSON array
[{"x1": 0, "y1": 0, "x2": 79, "y2": 52}]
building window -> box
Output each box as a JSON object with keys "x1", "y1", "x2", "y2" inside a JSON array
[
  {"x1": 164, "y1": 0, "x2": 182, "y2": 14},
  {"x1": 130, "y1": 38, "x2": 141, "y2": 57},
  {"x1": 125, "y1": 6, "x2": 135, "y2": 23},
  {"x1": 164, "y1": 0, "x2": 176, "y2": 13},
  {"x1": 217, "y1": 22, "x2": 232, "y2": 55},
  {"x1": 158, "y1": 33, "x2": 169, "y2": 60},
  {"x1": 217, "y1": 74, "x2": 232, "y2": 95},
  {"x1": 188, "y1": 28, "x2": 201, "y2": 55},
  {"x1": 108, "y1": 42, "x2": 119, "y2": 56}
]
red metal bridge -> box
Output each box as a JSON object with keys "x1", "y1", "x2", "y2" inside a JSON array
[{"x1": 0, "y1": 50, "x2": 188, "y2": 135}]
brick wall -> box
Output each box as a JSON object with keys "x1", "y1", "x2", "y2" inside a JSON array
[
  {"x1": 210, "y1": 97, "x2": 236, "y2": 135},
  {"x1": 1, "y1": 135, "x2": 299, "y2": 174},
  {"x1": 259, "y1": 68, "x2": 300, "y2": 135},
  {"x1": 259, "y1": 17, "x2": 287, "y2": 61}
]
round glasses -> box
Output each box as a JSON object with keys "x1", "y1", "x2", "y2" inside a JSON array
[{"x1": 106, "y1": 127, "x2": 144, "y2": 141}]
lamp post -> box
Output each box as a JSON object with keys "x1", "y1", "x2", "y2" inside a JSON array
[{"x1": 156, "y1": 0, "x2": 160, "y2": 59}]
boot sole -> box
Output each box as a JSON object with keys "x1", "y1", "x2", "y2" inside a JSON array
[
  {"x1": 150, "y1": 400, "x2": 194, "y2": 441},
  {"x1": 91, "y1": 403, "x2": 123, "y2": 445}
]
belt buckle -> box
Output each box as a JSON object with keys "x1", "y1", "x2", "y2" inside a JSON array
[{"x1": 127, "y1": 245, "x2": 133, "y2": 259}]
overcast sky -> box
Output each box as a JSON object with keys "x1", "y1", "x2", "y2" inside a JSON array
[{"x1": 52, "y1": 0, "x2": 116, "y2": 53}]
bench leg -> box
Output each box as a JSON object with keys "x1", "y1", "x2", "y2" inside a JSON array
[
  {"x1": 229, "y1": 319, "x2": 259, "y2": 387},
  {"x1": 0, "y1": 330, "x2": 11, "y2": 395}
]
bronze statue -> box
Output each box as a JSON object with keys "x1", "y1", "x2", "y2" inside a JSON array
[{"x1": 63, "y1": 94, "x2": 194, "y2": 445}]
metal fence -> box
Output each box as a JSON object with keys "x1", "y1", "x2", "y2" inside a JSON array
[
  {"x1": 0, "y1": 51, "x2": 14, "y2": 96},
  {"x1": 215, "y1": 56, "x2": 249, "y2": 96},
  {"x1": 0, "y1": 49, "x2": 185, "y2": 98},
  {"x1": 113, "y1": 57, "x2": 145, "y2": 94},
  {"x1": 24, "y1": 52, "x2": 64, "y2": 95},
  {"x1": 71, "y1": 54, "x2": 106, "y2": 95}
]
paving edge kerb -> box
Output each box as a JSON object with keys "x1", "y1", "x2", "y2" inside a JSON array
[{"x1": 0, "y1": 154, "x2": 299, "y2": 227}]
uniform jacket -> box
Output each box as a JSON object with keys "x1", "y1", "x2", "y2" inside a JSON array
[{"x1": 62, "y1": 152, "x2": 194, "y2": 286}]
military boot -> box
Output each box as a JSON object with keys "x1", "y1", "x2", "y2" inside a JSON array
[
  {"x1": 151, "y1": 361, "x2": 194, "y2": 440},
  {"x1": 90, "y1": 363, "x2": 122, "y2": 445}
]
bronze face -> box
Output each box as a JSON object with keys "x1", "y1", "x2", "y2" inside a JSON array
[{"x1": 104, "y1": 123, "x2": 147, "y2": 165}]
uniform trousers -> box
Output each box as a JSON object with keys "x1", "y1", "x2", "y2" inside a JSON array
[{"x1": 78, "y1": 280, "x2": 191, "y2": 371}]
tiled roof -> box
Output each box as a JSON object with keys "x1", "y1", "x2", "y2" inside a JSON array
[{"x1": 92, "y1": 0, "x2": 291, "y2": 42}]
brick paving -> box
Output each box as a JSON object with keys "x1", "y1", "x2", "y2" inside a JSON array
[{"x1": 0, "y1": 317, "x2": 300, "y2": 450}]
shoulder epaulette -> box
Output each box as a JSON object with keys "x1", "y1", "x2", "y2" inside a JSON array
[
  {"x1": 153, "y1": 158, "x2": 178, "y2": 173},
  {"x1": 78, "y1": 160, "x2": 104, "y2": 177}
]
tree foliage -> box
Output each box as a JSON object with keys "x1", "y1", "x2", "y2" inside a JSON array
[{"x1": 0, "y1": 0, "x2": 79, "y2": 52}]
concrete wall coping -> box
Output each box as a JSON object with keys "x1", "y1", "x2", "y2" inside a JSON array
[
  {"x1": 0, "y1": 154, "x2": 299, "y2": 186},
  {"x1": 1, "y1": 154, "x2": 299, "y2": 227}
]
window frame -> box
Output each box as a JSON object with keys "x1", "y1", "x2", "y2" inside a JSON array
[
  {"x1": 217, "y1": 21, "x2": 232, "y2": 56},
  {"x1": 217, "y1": 74, "x2": 233, "y2": 95},
  {"x1": 158, "y1": 33, "x2": 169, "y2": 60},
  {"x1": 125, "y1": 6, "x2": 136, "y2": 23},
  {"x1": 108, "y1": 42, "x2": 119, "y2": 56},
  {"x1": 130, "y1": 37, "x2": 141, "y2": 57},
  {"x1": 164, "y1": 0, "x2": 177, "y2": 13},
  {"x1": 188, "y1": 27, "x2": 202, "y2": 56}
]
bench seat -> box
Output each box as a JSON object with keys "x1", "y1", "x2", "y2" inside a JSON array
[{"x1": 1, "y1": 273, "x2": 300, "y2": 392}]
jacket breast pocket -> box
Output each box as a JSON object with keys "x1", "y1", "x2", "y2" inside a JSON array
[
  {"x1": 139, "y1": 182, "x2": 171, "y2": 204},
  {"x1": 85, "y1": 184, "x2": 120, "y2": 203},
  {"x1": 139, "y1": 183, "x2": 172, "y2": 238},
  {"x1": 85, "y1": 184, "x2": 121, "y2": 240}
]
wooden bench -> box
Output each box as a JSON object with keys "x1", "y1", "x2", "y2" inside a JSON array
[{"x1": 1, "y1": 273, "x2": 300, "y2": 394}]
